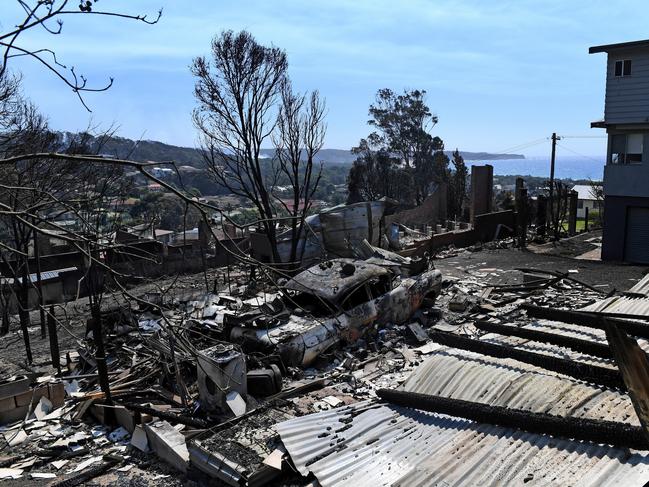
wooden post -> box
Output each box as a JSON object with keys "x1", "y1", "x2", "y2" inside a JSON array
[
  {"x1": 585, "y1": 207, "x2": 589, "y2": 232},
  {"x1": 515, "y1": 178, "x2": 527, "y2": 248},
  {"x1": 18, "y1": 305, "x2": 32, "y2": 364},
  {"x1": 33, "y1": 228, "x2": 46, "y2": 338},
  {"x1": 605, "y1": 320, "x2": 649, "y2": 443},
  {"x1": 0, "y1": 287, "x2": 8, "y2": 336},
  {"x1": 47, "y1": 305, "x2": 60, "y2": 372},
  {"x1": 90, "y1": 302, "x2": 112, "y2": 405},
  {"x1": 568, "y1": 190, "x2": 578, "y2": 236}
]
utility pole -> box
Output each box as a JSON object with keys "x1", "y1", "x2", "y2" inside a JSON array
[{"x1": 549, "y1": 133, "x2": 560, "y2": 239}]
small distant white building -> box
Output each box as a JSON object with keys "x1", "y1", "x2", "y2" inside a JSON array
[
  {"x1": 150, "y1": 166, "x2": 175, "y2": 178},
  {"x1": 571, "y1": 184, "x2": 600, "y2": 219},
  {"x1": 154, "y1": 229, "x2": 175, "y2": 245}
]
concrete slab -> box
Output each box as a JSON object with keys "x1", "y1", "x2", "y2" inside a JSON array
[{"x1": 144, "y1": 420, "x2": 189, "y2": 472}]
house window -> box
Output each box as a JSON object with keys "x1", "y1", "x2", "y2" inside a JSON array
[
  {"x1": 614, "y1": 59, "x2": 632, "y2": 77},
  {"x1": 578, "y1": 200, "x2": 584, "y2": 209},
  {"x1": 611, "y1": 133, "x2": 643, "y2": 164}
]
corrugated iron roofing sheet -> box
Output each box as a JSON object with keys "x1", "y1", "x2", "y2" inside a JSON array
[
  {"x1": 401, "y1": 344, "x2": 633, "y2": 423},
  {"x1": 0, "y1": 266, "x2": 77, "y2": 285},
  {"x1": 277, "y1": 401, "x2": 649, "y2": 487},
  {"x1": 581, "y1": 295, "x2": 649, "y2": 318},
  {"x1": 277, "y1": 319, "x2": 649, "y2": 486},
  {"x1": 629, "y1": 274, "x2": 649, "y2": 296},
  {"x1": 478, "y1": 318, "x2": 649, "y2": 368}
]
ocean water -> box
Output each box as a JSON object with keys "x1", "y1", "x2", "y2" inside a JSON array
[{"x1": 466, "y1": 156, "x2": 605, "y2": 181}]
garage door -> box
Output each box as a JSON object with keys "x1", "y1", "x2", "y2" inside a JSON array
[{"x1": 625, "y1": 207, "x2": 649, "y2": 264}]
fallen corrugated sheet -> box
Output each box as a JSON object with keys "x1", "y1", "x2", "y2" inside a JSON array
[
  {"x1": 403, "y1": 319, "x2": 648, "y2": 423},
  {"x1": 581, "y1": 295, "x2": 649, "y2": 319},
  {"x1": 629, "y1": 274, "x2": 649, "y2": 296},
  {"x1": 401, "y1": 343, "x2": 635, "y2": 423},
  {"x1": 476, "y1": 319, "x2": 649, "y2": 368},
  {"x1": 276, "y1": 400, "x2": 649, "y2": 487},
  {"x1": 277, "y1": 319, "x2": 649, "y2": 486},
  {"x1": 478, "y1": 324, "x2": 614, "y2": 370}
]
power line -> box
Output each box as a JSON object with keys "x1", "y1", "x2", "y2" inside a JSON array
[
  {"x1": 487, "y1": 134, "x2": 604, "y2": 161},
  {"x1": 555, "y1": 141, "x2": 605, "y2": 164},
  {"x1": 559, "y1": 135, "x2": 607, "y2": 139},
  {"x1": 495, "y1": 137, "x2": 548, "y2": 154}
]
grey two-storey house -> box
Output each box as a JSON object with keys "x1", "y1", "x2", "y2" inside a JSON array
[{"x1": 591, "y1": 39, "x2": 649, "y2": 263}]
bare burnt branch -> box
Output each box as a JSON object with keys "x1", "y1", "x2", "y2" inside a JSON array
[{"x1": 0, "y1": 0, "x2": 161, "y2": 110}]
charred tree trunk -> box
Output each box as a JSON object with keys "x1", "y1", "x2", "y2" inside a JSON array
[
  {"x1": 89, "y1": 300, "x2": 112, "y2": 404},
  {"x1": 33, "y1": 226, "x2": 46, "y2": 338},
  {"x1": 0, "y1": 286, "x2": 9, "y2": 336},
  {"x1": 86, "y1": 257, "x2": 112, "y2": 404},
  {"x1": 47, "y1": 306, "x2": 60, "y2": 371},
  {"x1": 18, "y1": 276, "x2": 32, "y2": 364}
]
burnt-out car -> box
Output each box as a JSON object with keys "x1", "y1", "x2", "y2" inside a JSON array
[{"x1": 229, "y1": 259, "x2": 442, "y2": 366}]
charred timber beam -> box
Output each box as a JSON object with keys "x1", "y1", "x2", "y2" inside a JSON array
[
  {"x1": 428, "y1": 331, "x2": 624, "y2": 390},
  {"x1": 522, "y1": 304, "x2": 649, "y2": 338},
  {"x1": 123, "y1": 402, "x2": 210, "y2": 429},
  {"x1": 50, "y1": 455, "x2": 120, "y2": 487},
  {"x1": 47, "y1": 306, "x2": 60, "y2": 371},
  {"x1": 492, "y1": 275, "x2": 563, "y2": 292},
  {"x1": 376, "y1": 389, "x2": 648, "y2": 450},
  {"x1": 605, "y1": 323, "x2": 649, "y2": 444},
  {"x1": 474, "y1": 320, "x2": 613, "y2": 360},
  {"x1": 514, "y1": 267, "x2": 608, "y2": 295}
]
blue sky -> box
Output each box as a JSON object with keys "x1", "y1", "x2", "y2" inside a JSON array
[{"x1": 5, "y1": 0, "x2": 646, "y2": 157}]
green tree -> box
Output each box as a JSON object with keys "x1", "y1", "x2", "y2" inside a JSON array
[
  {"x1": 348, "y1": 89, "x2": 448, "y2": 205},
  {"x1": 448, "y1": 149, "x2": 468, "y2": 219},
  {"x1": 347, "y1": 135, "x2": 413, "y2": 203}
]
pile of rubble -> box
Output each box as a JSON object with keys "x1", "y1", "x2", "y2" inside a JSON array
[
  {"x1": 3, "y1": 245, "x2": 649, "y2": 486},
  {"x1": 0, "y1": 252, "x2": 443, "y2": 484}
]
